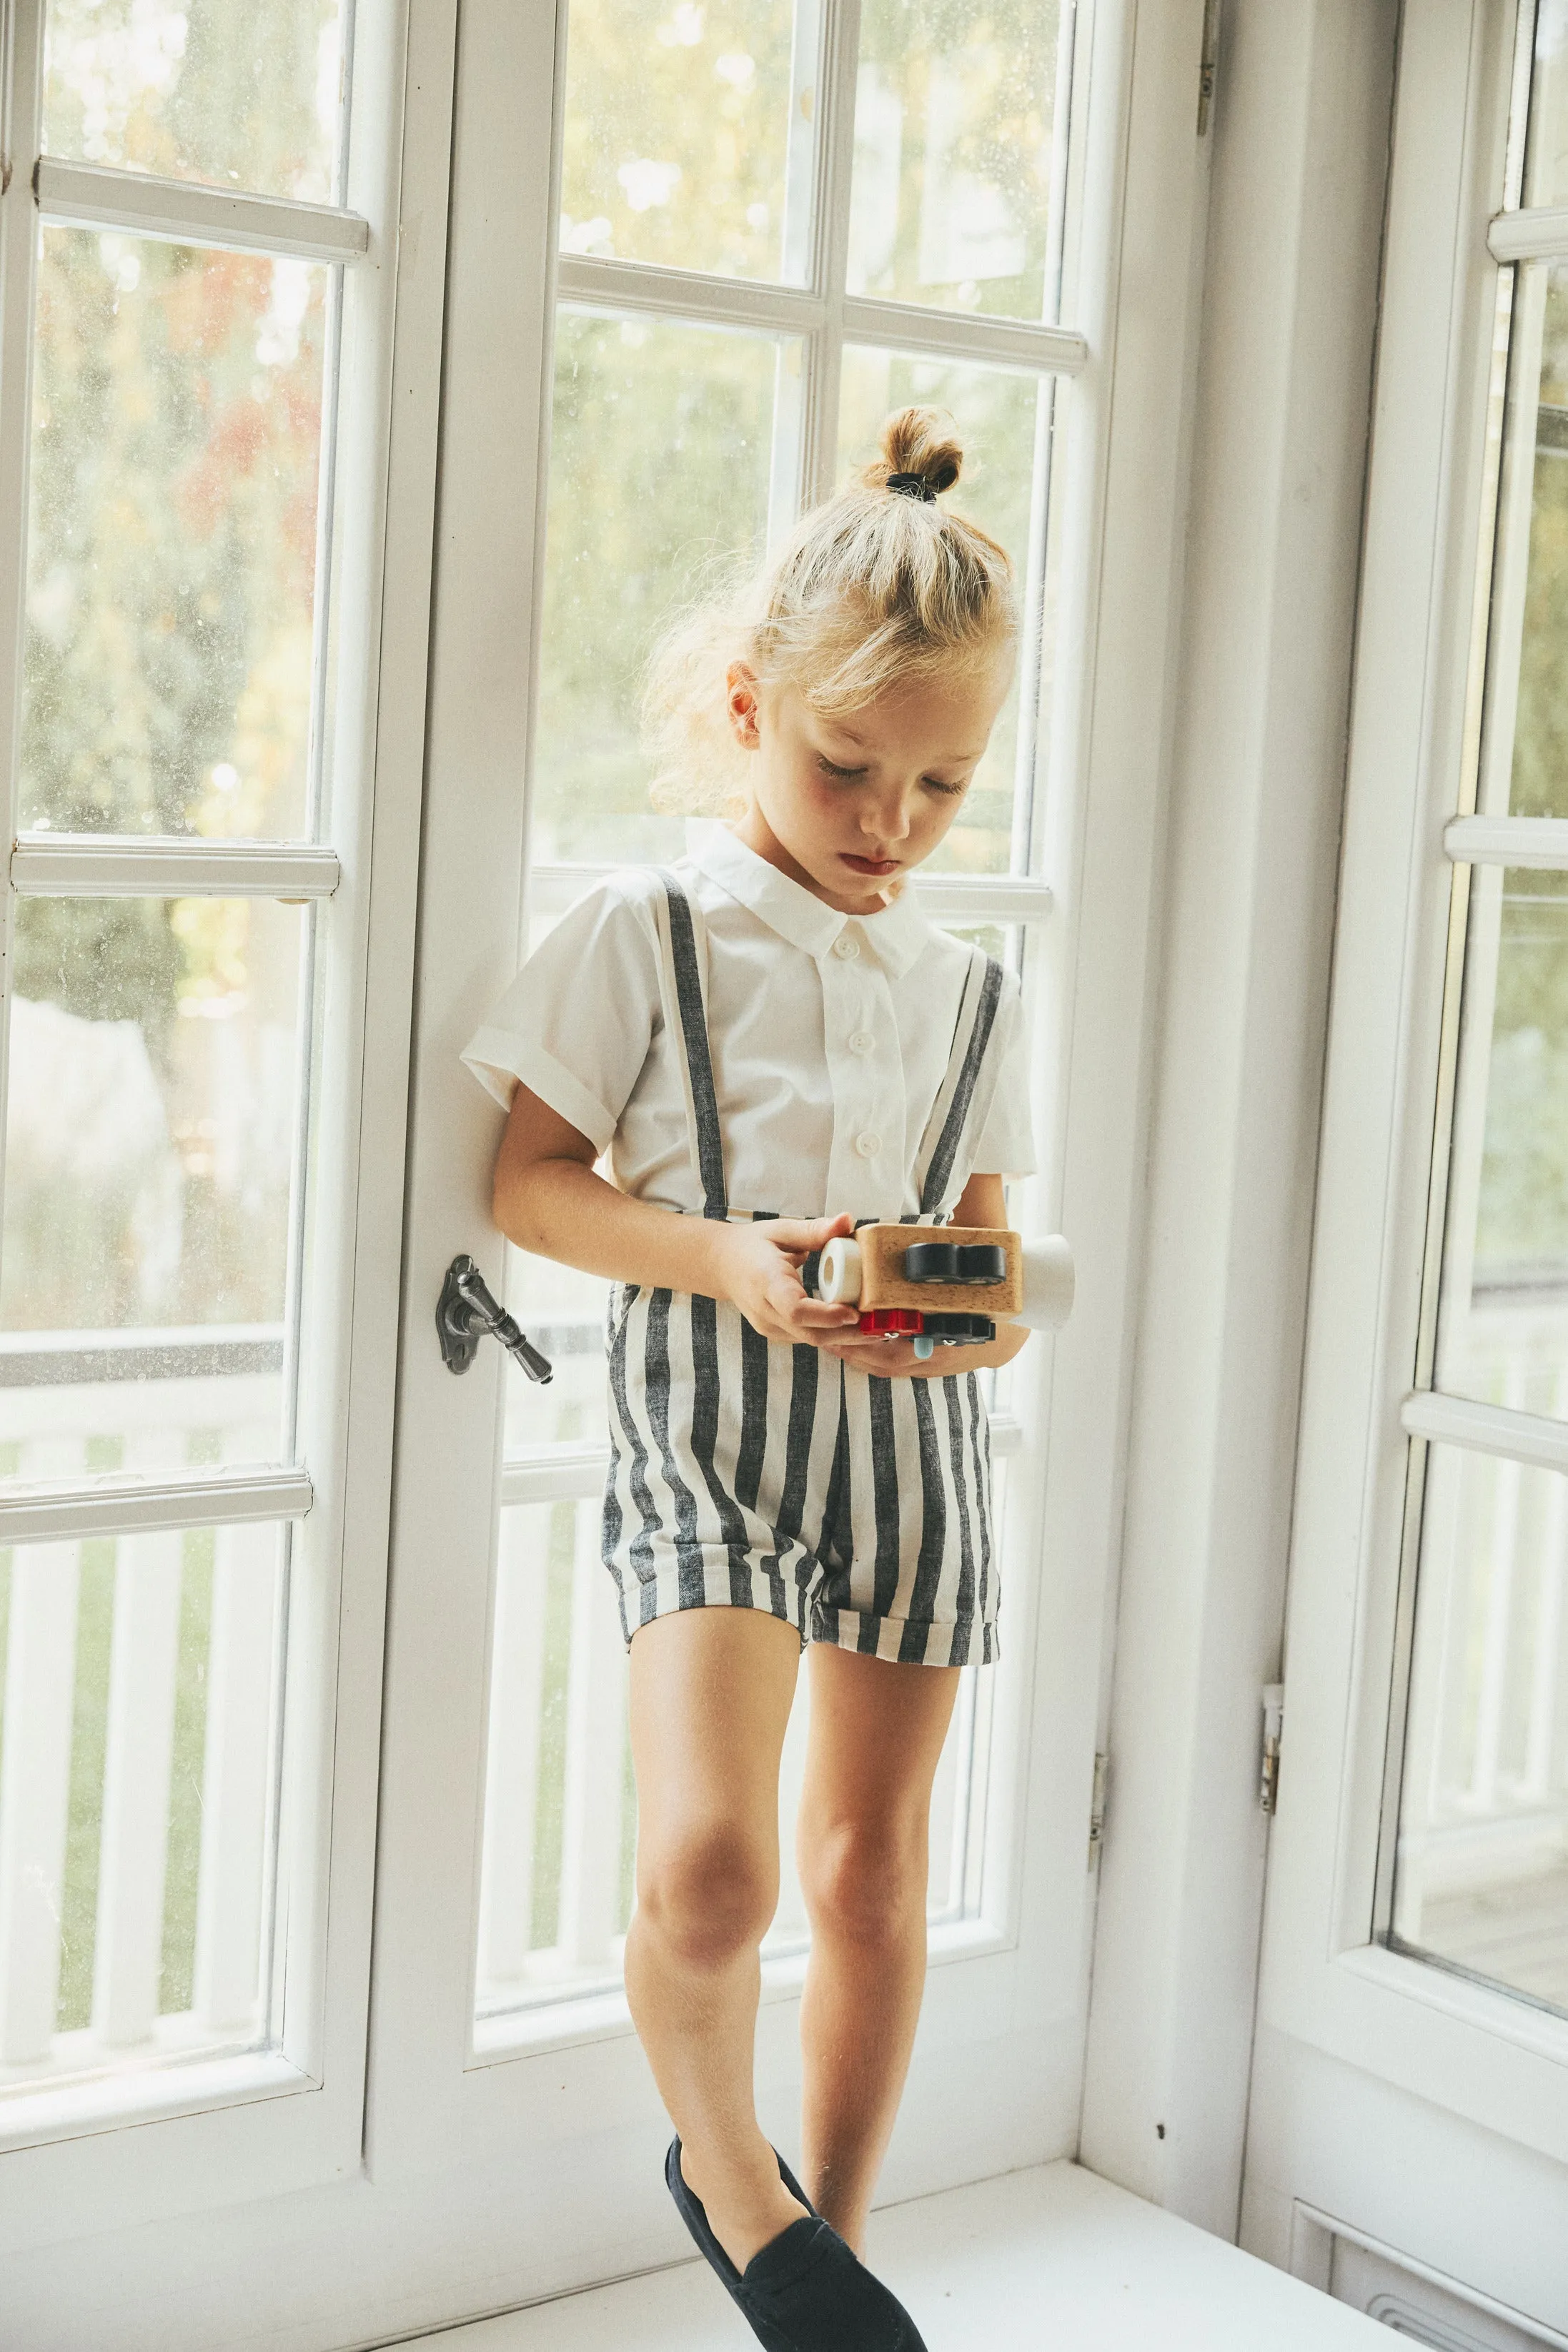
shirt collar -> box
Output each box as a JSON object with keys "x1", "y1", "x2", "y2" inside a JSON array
[{"x1": 685, "y1": 821, "x2": 936, "y2": 979}]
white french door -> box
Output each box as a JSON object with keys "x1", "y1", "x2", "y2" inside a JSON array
[
  {"x1": 1244, "y1": 0, "x2": 1568, "y2": 2333},
  {"x1": 0, "y1": 0, "x2": 447, "y2": 2275},
  {"x1": 365, "y1": 0, "x2": 1162, "y2": 2306}
]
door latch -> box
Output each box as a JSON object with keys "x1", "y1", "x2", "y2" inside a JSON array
[{"x1": 437, "y1": 1255, "x2": 553, "y2": 1382}]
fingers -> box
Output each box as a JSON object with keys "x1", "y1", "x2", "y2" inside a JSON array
[{"x1": 765, "y1": 1211, "x2": 855, "y2": 1256}]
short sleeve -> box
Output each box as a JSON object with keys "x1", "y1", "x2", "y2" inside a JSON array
[
  {"x1": 969, "y1": 968, "x2": 1038, "y2": 1178},
  {"x1": 460, "y1": 878, "x2": 660, "y2": 1151}
]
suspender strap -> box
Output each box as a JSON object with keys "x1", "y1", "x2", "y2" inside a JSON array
[
  {"x1": 654, "y1": 869, "x2": 729, "y2": 1221},
  {"x1": 917, "y1": 950, "x2": 1005, "y2": 1217}
]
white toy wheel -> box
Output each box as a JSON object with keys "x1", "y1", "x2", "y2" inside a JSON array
[
  {"x1": 818, "y1": 1235, "x2": 863, "y2": 1304},
  {"x1": 1018, "y1": 1236, "x2": 1075, "y2": 1331}
]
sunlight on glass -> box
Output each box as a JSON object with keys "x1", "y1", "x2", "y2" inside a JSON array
[
  {"x1": 1393, "y1": 1444, "x2": 1568, "y2": 2021},
  {"x1": 0, "y1": 1521, "x2": 284, "y2": 2093},
  {"x1": 561, "y1": 0, "x2": 803, "y2": 281},
  {"x1": 0, "y1": 897, "x2": 308, "y2": 1462},
  {"x1": 838, "y1": 346, "x2": 1046, "y2": 873},
  {"x1": 1435, "y1": 870, "x2": 1568, "y2": 1421},
  {"x1": 849, "y1": 0, "x2": 1062, "y2": 321},
  {"x1": 22, "y1": 232, "x2": 327, "y2": 841},
  {"x1": 42, "y1": 0, "x2": 346, "y2": 204},
  {"x1": 1494, "y1": 264, "x2": 1568, "y2": 820},
  {"x1": 1527, "y1": 0, "x2": 1568, "y2": 209},
  {"x1": 532, "y1": 310, "x2": 785, "y2": 865}
]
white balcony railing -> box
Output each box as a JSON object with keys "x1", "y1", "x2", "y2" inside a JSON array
[{"x1": 0, "y1": 1336, "x2": 285, "y2": 2100}]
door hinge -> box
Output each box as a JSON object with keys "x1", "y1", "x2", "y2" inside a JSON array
[
  {"x1": 1088, "y1": 1750, "x2": 1108, "y2": 1865},
  {"x1": 1259, "y1": 1683, "x2": 1284, "y2": 1815},
  {"x1": 1197, "y1": 0, "x2": 1220, "y2": 135}
]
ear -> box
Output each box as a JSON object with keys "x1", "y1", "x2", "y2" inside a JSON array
[{"x1": 725, "y1": 662, "x2": 762, "y2": 750}]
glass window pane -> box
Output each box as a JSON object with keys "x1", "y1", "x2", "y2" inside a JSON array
[
  {"x1": 532, "y1": 309, "x2": 791, "y2": 866},
  {"x1": 560, "y1": 0, "x2": 804, "y2": 282},
  {"x1": 41, "y1": 0, "x2": 347, "y2": 205},
  {"x1": 0, "y1": 898, "x2": 309, "y2": 1464},
  {"x1": 475, "y1": 1482, "x2": 1001, "y2": 2024},
  {"x1": 849, "y1": 0, "x2": 1062, "y2": 322},
  {"x1": 1435, "y1": 869, "x2": 1568, "y2": 1419},
  {"x1": 838, "y1": 346, "x2": 1047, "y2": 873},
  {"x1": 0, "y1": 1519, "x2": 286, "y2": 2095},
  {"x1": 1392, "y1": 1443, "x2": 1568, "y2": 2019},
  {"x1": 23, "y1": 232, "x2": 328, "y2": 842},
  {"x1": 1527, "y1": 0, "x2": 1568, "y2": 210},
  {"x1": 1490, "y1": 261, "x2": 1568, "y2": 820}
]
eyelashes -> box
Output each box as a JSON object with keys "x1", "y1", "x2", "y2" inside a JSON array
[{"x1": 816, "y1": 755, "x2": 968, "y2": 797}]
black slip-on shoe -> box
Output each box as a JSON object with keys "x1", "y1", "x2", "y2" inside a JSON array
[{"x1": 665, "y1": 2138, "x2": 928, "y2": 2352}]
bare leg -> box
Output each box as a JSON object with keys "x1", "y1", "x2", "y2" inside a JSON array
[
  {"x1": 795, "y1": 1644, "x2": 961, "y2": 2256},
  {"x1": 623, "y1": 1607, "x2": 810, "y2": 2271}
]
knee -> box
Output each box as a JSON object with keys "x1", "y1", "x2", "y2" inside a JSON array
[
  {"x1": 800, "y1": 1813, "x2": 926, "y2": 1950},
  {"x1": 636, "y1": 1820, "x2": 778, "y2": 1968}
]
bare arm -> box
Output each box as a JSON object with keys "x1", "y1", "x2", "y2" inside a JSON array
[{"x1": 492, "y1": 1083, "x2": 862, "y2": 1349}]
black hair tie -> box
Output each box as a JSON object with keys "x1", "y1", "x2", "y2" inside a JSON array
[{"x1": 887, "y1": 471, "x2": 937, "y2": 502}]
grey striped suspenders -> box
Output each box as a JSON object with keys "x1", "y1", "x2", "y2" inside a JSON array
[{"x1": 652, "y1": 865, "x2": 1005, "y2": 1224}]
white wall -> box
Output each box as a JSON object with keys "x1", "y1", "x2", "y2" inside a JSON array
[{"x1": 1079, "y1": 0, "x2": 1401, "y2": 2235}]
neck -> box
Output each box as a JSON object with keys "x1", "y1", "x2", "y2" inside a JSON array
[{"x1": 729, "y1": 805, "x2": 894, "y2": 917}]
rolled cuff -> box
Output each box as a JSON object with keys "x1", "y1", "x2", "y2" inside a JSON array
[{"x1": 460, "y1": 1030, "x2": 617, "y2": 1152}]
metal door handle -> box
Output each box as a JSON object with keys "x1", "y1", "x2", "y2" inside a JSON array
[{"x1": 437, "y1": 1255, "x2": 553, "y2": 1382}]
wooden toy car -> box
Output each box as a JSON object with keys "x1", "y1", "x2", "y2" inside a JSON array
[{"x1": 810, "y1": 1224, "x2": 1074, "y2": 1357}]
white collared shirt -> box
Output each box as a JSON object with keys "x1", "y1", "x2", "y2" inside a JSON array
[{"x1": 462, "y1": 825, "x2": 1036, "y2": 1221}]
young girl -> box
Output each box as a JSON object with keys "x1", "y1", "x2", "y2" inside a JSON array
[{"x1": 465, "y1": 408, "x2": 1035, "y2": 2351}]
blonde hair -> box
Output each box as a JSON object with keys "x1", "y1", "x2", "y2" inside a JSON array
[{"x1": 643, "y1": 406, "x2": 1018, "y2": 813}]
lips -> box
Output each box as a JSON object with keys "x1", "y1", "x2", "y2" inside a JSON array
[{"x1": 840, "y1": 853, "x2": 900, "y2": 875}]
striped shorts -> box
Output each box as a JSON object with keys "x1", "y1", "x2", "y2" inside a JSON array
[{"x1": 602, "y1": 1283, "x2": 998, "y2": 1668}]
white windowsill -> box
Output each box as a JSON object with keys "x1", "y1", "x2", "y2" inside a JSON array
[{"x1": 380, "y1": 2162, "x2": 1385, "y2": 2351}]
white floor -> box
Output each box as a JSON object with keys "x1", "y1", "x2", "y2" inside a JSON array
[{"x1": 402, "y1": 2161, "x2": 1387, "y2": 2351}]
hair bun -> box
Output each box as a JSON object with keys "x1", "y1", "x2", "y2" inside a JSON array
[{"x1": 865, "y1": 405, "x2": 963, "y2": 500}]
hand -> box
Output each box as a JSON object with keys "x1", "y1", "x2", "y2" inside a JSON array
[
  {"x1": 709, "y1": 1213, "x2": 863, "y2": 1349},
  {"x1": 820, "y1": 1331, "x2": 929, "y2": 1378}
]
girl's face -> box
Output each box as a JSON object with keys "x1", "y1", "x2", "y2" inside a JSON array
[{"x1": 726, "y1": 661, "x2": 1011, "y2": 914}]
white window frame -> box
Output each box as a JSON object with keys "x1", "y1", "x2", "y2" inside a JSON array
[
  {"x1": 1251, "y1": 0, "x2": 1568, "y2": 2185},
  {"x1": 0, "y1": 0, "x2": 454, "y2": 2242}
]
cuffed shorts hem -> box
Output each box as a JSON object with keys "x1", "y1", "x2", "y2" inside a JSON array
[{"x1": 614, "y1": 1555, "x2": 994, "y2": 1669}]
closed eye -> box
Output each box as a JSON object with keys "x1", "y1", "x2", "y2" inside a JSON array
[
  {"x1": 923, "y1": 776, "x2": 969, "y2": 797},
  {"x1": 818, "y1": 756, "x2": 868, "y2": 780}
]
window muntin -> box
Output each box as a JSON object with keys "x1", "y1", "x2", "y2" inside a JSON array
[
  {"x1": 41, "y1": 0, "x2": 349, "y2": 207},
  {"x1": 477, "y1": 0, "x2": 1076, "y2": 2033},
  {"x1": 1388, "y1": 3, "x2": 1568, "y2": 2020},
  {"x1": 0, "y1": 0, "x2": 367, "y2": 2119}
]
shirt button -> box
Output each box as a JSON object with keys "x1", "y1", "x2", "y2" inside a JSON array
[
  {"x1": 855, "y1": 1131, "x2": 881, "y2": 1158},
  {"x1": 848, "y1": 1031, "x2": 874, "y2": 1056},
  {"x1": 833, "y1": 933, "x2": 860, "y2": 960}
]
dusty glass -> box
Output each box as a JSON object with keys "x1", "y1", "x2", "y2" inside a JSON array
[
  {"x1": 838, "y1": 346, "x2": 1047, "y2": 873},
  {"x1": 560, "y1": 0, "x2": 803, "y2": 281},
  {"x1": 1527, "y1": 0, "x2": 1568, "y2": 210},
  {"x1": 21, "y1": 232, "x2": 329, "y2": 842},
  {"x1": 0, "y1": 1519, "x2": 286, "y2": 2093},
  {"x1": 532, "y1": 309, "x2": 788, "y2": 867},
  {"x1": 41, "y1": 0, "x2": 347, "y2": 205},
  {"x1": 1434, "y1": 869, "x2": 1568, "y2": 1420},
  {"x1": 1392, "y1": 1443, "x2": 1568, "y2": 2020},
  {"x1": 1487, "y1": 262, "x2": 1568, "y2": 820},
  {"x1": 0, "y1": 897, "x2": 309, "y2": 1464},
  {"x1": 848, "y1": 0, "x2": 1061, "y2": 321}
]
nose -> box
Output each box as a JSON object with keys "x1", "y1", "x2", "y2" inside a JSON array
[{"x1": 861, "y1": 785, "x2": 916, "y2": 844}]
